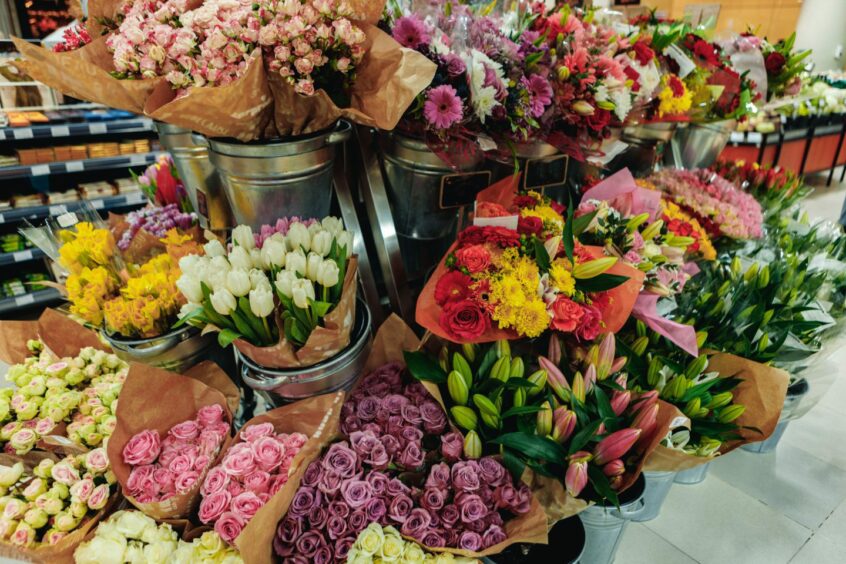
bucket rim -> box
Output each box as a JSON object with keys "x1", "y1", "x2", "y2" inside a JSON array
[
  {"x1": 202, "y1": 121, "x2": 351, "y2": 155},
  {"x1": 101, "y1": 324, "x2": 200, "y2": 347}
]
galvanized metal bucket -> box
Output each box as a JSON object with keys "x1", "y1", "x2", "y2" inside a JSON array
[
  {"x1": 154, "y1": 122, "x2": 232, "y2": 230},
  {"x1": 614, "y1": 122, "x2": 678, "y2": 176},
  {"x1": 203, "y1": 121, "x2": 352, "y2": 229},
  {"x1": 102, "y1": 325, "x2": 217, "y2": 373},
  {"x1": 238, "y1": 298, "x2": 372, "y2": 405},
  {"x1": 485, "y1": 141, "x2": 571, "y2": 203},
  {"x1": 481, "y1": 514, "x2": 585, "y2": 564},
  {"x1": 666, "y1": 119, "x2": 737, "y2": 170},
  {"x1": 579, "y1": 474, "x2": 646, "y2": 564},
  {"x1": 632, "y1": 470, "x2": 676, "y2": 522},
  {"x1": 674, "y1": 462, "x2": 711, "y2": 485},
  {"x1": 742, "y1": 378, "x2": 809, "y2": 454}
]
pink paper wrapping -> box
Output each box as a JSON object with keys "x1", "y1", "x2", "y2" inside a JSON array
[
  {"x1": 582, "y1": 169, "x2": 662, "y2": 220},
  {"x1": 632, "y1": 293, "x2": 699, "y2": 357}
]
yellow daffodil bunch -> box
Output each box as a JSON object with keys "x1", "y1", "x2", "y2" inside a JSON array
[
  {"x1": 57, "y1": 222, "x2": 117, "y2": 275},
  {"x1": 66, "y1": 266, "x2": 119, "y2": 327}
]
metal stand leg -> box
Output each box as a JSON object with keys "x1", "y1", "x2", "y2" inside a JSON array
[
  {"x1": 353, "y1": 125, "x2": 415, "y2": 322},
  {"x1": 828, "y1": 118, "x2": 846, "y2": 187},
  {"x1": 333, "y1": 142, "x2": 383, "y2": 327},
  {"x1": 756, "y1": 133, "x2": 768, "y2": 166},
  {"x1": 799, "y1": 124, "x2": 816, "y2": 176},
  {"x1": 772, "y1": 130, "x2": 785, "y2": 168}
]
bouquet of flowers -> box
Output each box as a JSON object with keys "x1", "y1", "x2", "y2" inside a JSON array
[
  {"x1": 417, "y1": 180, "x2": 644, "y2": 343},
  {"x1": 348, "y1": 523, "x2": 479, "y2": 563},
  {"x1": 198, "y1": 423, "x2": 308, "y2": 543},
  {"x1": 115, "y1": 205, "x2": 197, "y2": 252},
  {"x1": 656, "y1": 195, "x2": 718, "y2": 261},
  {"x1": 0, "y1": 343, "x2": 128, "y2": 455},
  {"x1": 0, "y1": 451, "x2": 116, "y2": 552},
  {"x1": 712, "y1": 159, "x2": 809, "y2": 223},
  {"x1": 176, "y1": 218, "x2": 357, "y2": 368},
  {"x1": 170, "y1": 530, "x2": 243, "y2": 564},
  {"x1": 131, "y1": 155, "x2": 193, "y2": 213},
  {"x1": 647, "y1": 168, "x2": 764, "y2": 240},
  {"x1": 52, "y1": 25, "x2": 92, "y2": 53},
  {"x1": 758, "y1": 32, "x2": 811, "y2": 101},
  {"x1": 74, "y1": 510, "x2": 179, "y2": 564}
]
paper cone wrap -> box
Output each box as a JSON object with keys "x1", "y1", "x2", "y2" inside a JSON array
[{"x1": 0, "y1": 308, "x2": 107, "y2": 365}]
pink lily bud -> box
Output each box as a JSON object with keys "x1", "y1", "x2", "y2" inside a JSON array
[
  {"x1": 565, "y1": 451, "x2": 591, "y2": 498},
  {"x1": 586, "y1": 344, "x2": 599, "y2": 367},
  {"x1": 584, "y1": 365, "x2": 596, "y2": 393},
  {"x1": 596, "y1": 334, "x2": 616, "y2": 380},
  {"x1": 630, "y1": 390, "x2": 658, "y2": 415},
  {"x1": 631, "y1": 403, "x2": 658, "y2": 438},
  {"x1": 552, "y1": 407, "x2": 577, "y2": 443},
  {"x1": 593, "y1": 428, "x2": 642, "y2": 465},
  {"x1": 548, "y1": 335, "x2": 562, "y2": 365},
  {"x1": 610, "y1": 390, "x2": 632, "y2": 416},
  {"x1": 540, "y1": 356, "x2": 570, "y2": 402},
  {"x1": 603, "y1": 459, "x2": 625, "y2": 477},
  {"x1": 615, "y1": 373, "x2": 627, "y2": 388},
  {"x1": 610, "y1": 356, "x2": 627, "y2": 374},
  {"x1": 572, "y1": 371, "x2": 586, "y2": 403},
  {"x1": 595, "y1": 422, "x2": 606, "y2": 436}
]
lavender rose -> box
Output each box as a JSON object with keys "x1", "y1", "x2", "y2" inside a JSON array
[
  {"x1": 340, "y1": 479, "x2": 373, "y2": 509},
  {"x1": 440, "y1": 504, "x2": 460, "y2": 528},
  {"x1": 348, "y1": 510, "x2": 368, "y2": 533},
  {"x1": 295, "y1": 531, "x2": 324, "y2": 558},
  {"x1": 366, "y1": 471, "x2": 389, "y2": 495},
  {"x1": 440, "y1": 432, "x2": 463, "y2": 461},
  {"x1": 326, "y1": 514, "x2": 348, "y2": 540},
  {"x1": 388, "y1": 493, "x2": 414, "y2": 523},
  {"x1": 479, "y1": 457, "x2": 508, "y2": 487},
  {"x1": 401, "y1": 508, "x2": 433, "y2": 538},
  {"x1": 398, "y1": 441, "x2": 425, "y2": 470},
  {"x1": 459, "y1": 494, "x2": 489, "y2": 524},
  {"x1": 356, "y1": 397, "x2": 380, "y2": 421},
  {"x1": 459, "y1": 530, "x2": 483, "y2": 552},
  {"x1": 328, "y1": 500, "x2": 350, "y2": 519},
  {"x1": 401, "y1": 403, "x2": 423, "y2": 425},
  {"x1": 386, "y1": 478, "x2": 410, "y2": 497},
  {"x1": 366, "y1": 443, "x2": 390, "y2": 469},
  {"x1": 383, "y1": 394, "x2": 409, "y2": 414},
  {"x1": 425, "y1": 462, "x2": 450, "y2": 490},
  {"x1": 421, "y1": 488, "x2": 446, "y2": 511},
  {"x1": 451, "y1": 461, "x2": 481, "y2": 491},
  {"x1": 318, "y1": 469, "x2": 344, "y2": 496},
  {"x1": 321, "y1": 443, "x2": 358, "y2": 478},
  {"x1": 308, "y1": 506, "x2": 328, "y2": 529},
  {"x1": 483, "y1": 524, "x2": 507, "y2": 547},
  {"x1": 349, "y1": 430, "x2": 380, "y2": 457},
  {"x1": 381, "y1": 434, "x2": 401, "y2": 456},
  {"x1": 420, "y1": 401, "x2": 447, "y2": 434},
  {"x1": 400, "y1": 426, "x2": 424, "y2": 444},
  {"x1": 334, "y1": 536, "x2": 355, "y2": 561},
  {"x1": 365, "y1": 497, "x2": 387, "y2": 522},
  {"x1": 289, "y1": 487, "x2": 317, "y2": 517},
  {"x1": 301, "y1": 461, "x2": 323, "y2": 488},
  {"x1": 421, "y1": 530, "x2": 447, "y2": 548}
]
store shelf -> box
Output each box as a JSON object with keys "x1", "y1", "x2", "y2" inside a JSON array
[
  {"x1": 0, "y1": 192, "x2": 148, "y2": 224},
  {"x1": 0, "y1": 288, "x2": 62, "y2": 315},
  {"x1": 0, "y1": 152, "x2": 162, "y2": 180},
  {"x1": 0, "y1": 118, "x2": 154, "y2": 141},
  {"x1": 0, "y1": 248, "x2": 45, "y2": 267}
]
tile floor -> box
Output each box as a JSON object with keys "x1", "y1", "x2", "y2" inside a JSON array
[{"x1": 616, "y1": 170, "x2": 846, "y2": 564}]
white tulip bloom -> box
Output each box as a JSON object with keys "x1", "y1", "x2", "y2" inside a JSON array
[
  {"x1": 250, "y1": 248, "x2": 265, "y2": 270},
  {"x1": 229, "y1": 246, "x2": 253, "y2": 271},
  {"x1": 203, "y1": 239, "x2": 226, "y2": 258},
  {"x1": 261, "y1": 238, "x2": 287, "y2": 268},
  {"x1": 249, "y1": 285, "x2": 275, "y2": 318},
  {"x1": 291, "y1": 278, "x2": 315, "y2": 309},
  {"x1": 231, "y1": 225, "x2": 255, "y2": 250},
  {"x1": 317, "y1": 259, "x2": 340, "y2": 288},
  {"x1": 336, "y1": 231, "x2": 353, "y2": 257},
  {"x1": 275, "y1": 270, "x2": 296, "y2": 298},
  {"x1": 178, "y1": 254, "x2": 201, "y2": 276},
  {"x1": 286, "y1": 222, "x2": 311, "y2": 252},
  {"x1": 249, "y1": 268, "x2": 270, "y2": 290},
  {"x1": 311, "y1": 230, "x2": 333, "y2": 257},
  {"x1": 176, "y1": 274, "x2": 203, "y2": 303},
  {"x1": 321, "y1": 216, "x2": 344, "y2": 235},
  {"x1": 285, "y1": 249, "x2": 307, "y2": 276},
  {"x1": 209, "y1": 255, "x2": 232, "y2": 275},
  {"x1": 210, "y1": 288, "x2": 237, "y2": 316},
  {"x1": 226, "y1": 269, "x2": 251, "y2": 297},
  {"x1": 307, "y1": 221, "x2": 323, "y2": 237},
  {"x1": 306, "y1": 252, "x2": 323, "y2": 281}
]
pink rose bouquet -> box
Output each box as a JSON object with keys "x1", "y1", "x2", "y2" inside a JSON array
[
  {"x1": 198, "y1": 422, "x2": 308, "y2": 544},
  {"x1": 122, "y1": 404, "x2": 229, "y2": 503}
]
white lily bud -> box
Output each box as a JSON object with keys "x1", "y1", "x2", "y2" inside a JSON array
[
  {"x1": 210, "y1": 288, "x2": 236, "y2": 316},
  {"x1": 250, "y1": 248, "x2": 265, "y2": 269},
  {"x1": 275, "y1": 270, "x2": 296, "y2": 298},
  {"x1": 229, "y1": 246, "x2": 253, "y2": 271},
  {"x1": 311, "y1": 230, "x2": 333, "y2": 257},
  {"x1": 306, "y1": 252, "x2": 323, "y2": 281},
  {"x1": 231, "y1": 225, "x2": 255, "y2": 251},
  {"x1": 285, "y1": 249, "x2": 307, "y2": 276},
  {"x1": 179, "y1": 303, "x2": 199, "y2": 318},
  {"x1": 203, "y1": 239, "x2": 226, "y2": 258},
  {"x1": 286, "y1": 222, "x2": 311, "y2": 252},
  {"x1": 261, "y1": 238, "x2": 287, "y2": 269},
  {"x1": 176, "y1": 274, "x2": 203, "y2": 303},
  {"x1": 317, "y1": 259, "x2": 340, "y2": 288},
  {"x1": 249, "y1": 285, "x2": 274, "y2": 318},
  {"x1": 336, "y1": 231, "x2": 353, "y2": 258},
  {"x1": 321, "y1": 216, "x2": 344, "y2": 235},
  {"x1": 291, "y1": 278, "x2": 315, "y2": 309},
  {"x1": 226, "y1": 269, "x2": 251, "y2": 297}
]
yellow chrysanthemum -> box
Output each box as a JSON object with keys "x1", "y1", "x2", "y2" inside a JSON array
[
  {"x1": 514, "y1": 298, "x2": 550, "y2": 338},
  {"x1": 550, "y1": 259, "x2": 576, "y2": 296},
  {"x1": 657, "y1": 77, "x2": 692, "y2": 117}
]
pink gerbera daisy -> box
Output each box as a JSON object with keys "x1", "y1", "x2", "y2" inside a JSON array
[
  {"x1": 391, "y1": 16, "x2": 430, "y2": 49},
  {"x1": 524, "y1": 74, "x2": 553, "y2": 118},
  {"x1": 423, "y1": 85, "x2": 463, "y2": 130}
]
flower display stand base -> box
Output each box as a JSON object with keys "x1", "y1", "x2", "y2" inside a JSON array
[
  {"x1": 579, "y1": 474, "x2": 646, "y2": 564},
  {"x1": 481, "y1": 515, "x2": 585, "y2": 564},
  {"x1": 666, "y1": 119, "x2": 737, "y2": 170},
  {"x1": 674, "y1": 462, "x2": 711, "y2": 485},
  {"x1": 742, "y1": 377, "x2": 809, "y2": 454},
  {"x1": 237, "y1": 298, "x2": 372, "y2": 407},
  {"x1": 631, "y1": 470, "x2": 676, "y2": 522}
]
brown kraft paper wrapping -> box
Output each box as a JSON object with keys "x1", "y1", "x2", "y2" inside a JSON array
[
  {"x1": 106, "y1": 362, "x2": 235, "y2": 520},
  {"x1": 268, "y1": 25, "x2": 437, "y2": 136},
  {"x1": 0, "y1": 454, "x2": 120, "y2": 564},
  {"x1": 644, "y1": 352, "x2": 790, "y2": 472},
  {"x1": 232, "y1": 392, "x2": 345, "y2": 564},
  {"x1": 232, "y1": 257, "x2": 359, "y2": 369},
  {"x1": 145, "y1": 52, "x2": 276, "y2": 142},
  {"x1": 0, "y1": 308, "x2": 107, "y2": 365},
  {"x1": 361, "y1": 317, "x2": 550, "y2": 555},
  {"x1": 183, "y1": 361, "x2": 242, "y2": 418},
  {"x1": 12, "y1": 36, "x2": 161, "y2": 115},
  {"x1": 0, "y1": 320, "x2": 39, "y2": 364}
]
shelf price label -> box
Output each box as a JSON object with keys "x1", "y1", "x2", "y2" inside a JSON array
[
  {"x1": 129, "y1": 154, "x2": 149, "y2": 166},
  {"x1": 65, "y1": 160, "x2": 85, "y2": 173},
  {"x1": 89, "y1": 123, "x2": 108, "y2": 134},
  {"x1": 13, "y1": 128, "x2": 33, "y2": 140},
  {"x1": 49, "y1": 205, "x2": 68, "y2": 216},
  {"x1": 125, "y1": 193, "x2": 146, "y2": 205},
  {"x1": 91, "y1": 199, "x2": 105, "y2": 210},
  {"x1": 12, "y1": 250, "x2": 33, "y2": 262},
  {"x1": 14, "y1": 294, "x2": 35, "y2": 307},
  {"x1": 50, "y1": 125, "x2": 71, "y2": 137},
  {"x1": 30, "y1": 164, "x2": 50, "y2": 176}
]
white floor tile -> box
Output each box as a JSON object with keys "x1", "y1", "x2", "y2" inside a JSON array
[
  {"x1": 789, "y1": 534, "x2": 846, "y2": 564},
  {"x1": 711, "y1": 444, "x2": 846, "y2": 529},
  {"x1": 644, "y1": 475, "x2": 811, "y2": 564},
  {"x1": 782, "y1": 404, "x2": 846, "y2": 471},
  {"x1": 816, "y1": 500, "x2": 846, "y2": 542},
  {"x1": 614, "y1": 523, "x2": 699, "y2": 564}
]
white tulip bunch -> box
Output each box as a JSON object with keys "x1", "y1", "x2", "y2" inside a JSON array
[{"x1": 175, "y1": 217, "x2": 353, "y2": 348}]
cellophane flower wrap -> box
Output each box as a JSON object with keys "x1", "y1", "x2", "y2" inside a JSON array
[
  {"x1": 271, "y1": 315, "x2": 548, "y2": 562},
  {"x1": 0, "y1": 343, "x2": 128, "y2": 457},
  {"x1": 176, "y1": 218, "x2": 358, "y2": 369},
  {"x1": 106, "y1": 360, "x2": 237, "y2": 520},
  {"x1": 416, "y1": 175, "x2": 644, "y2": 344},
  {"x1": 0, "y1": 450, "x2": 119, "y2": 563}
]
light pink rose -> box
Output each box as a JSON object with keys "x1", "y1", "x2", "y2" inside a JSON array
[
  {"x1": 126, "y1": 465, "x2": 155, "y2": 495},
  {"x1": 88, "y1": 484, "x2": 111, "y2": 510},
  {"x1": 70, "y1": 478, "x2": 95, "y2": 502},
  {"x1": 240, "y1": 423, "x2": 274, "y2": 443},
  {"x1": 169, "y1": 420, "x2": 200, "y2": 442},
  {"x1": 193, "y1": 455, "x2": 211, "y2": 472},
  {"x1": 175, "y1": 471, "x2": 200, "y2": 493},
  {"x1": 35, "y1": 418, "x2": 56, "y2": 435},
  {"x1": 268, "y1": 474, "x2": 289, "y2": 496},
  {"x1": 252, "y1": 436, "x2": 285, "y2": 473},
  {"x1": 197, "y1": 404, "x2": 225, "y2": 426},
  {"x1": 51, "y1": 463, "x2": 80, "y2": 486},
  {"x1": 287, "y1": 433, "x2": 308, "y2": 450},
  {"x1": 199, "y1": 490, "x2": 231, "y2": 524},
  {"x1": 123, "y1": 430, "x2": 161, "y2": 466},
  {"x1": 214, "y1": 511, "x2": 245, "y2": 543},
  {"x1": 243, "y1": 471, "x2": 271, "y2": 494},
  {"x1": 201, "y1": 466, "x2": 230, "y2": 496},
  {"x1": 177, "y1": 444, "x2": 200, "y2": 460},
  {"x1": 227, "y1": 480, "x2": 244, "y2": 498},
  {"x1": 153, "y1": 468, "x2": 175, "y2": 490},
  {"x1": 85, "y1": 448, "x2": 109, "y2": 473},
  {"x1": 168, "y1": 454, "x2": 194, "y2": 475},
  {"x1": 231, "y1": 491, "x2": 263, "y2": 520},
  {"x1": 222, "y1": 447, "x2": 256, "y2": 477}
]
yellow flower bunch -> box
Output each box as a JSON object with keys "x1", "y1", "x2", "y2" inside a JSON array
[
  {"x1": 349, "y1": 523, "x2": 477, "y2": 564},
  {"x1": 550, "y1": 258, "x2": 576, "y2": 296},
  {"x1": 519, "y1": 191, "x2": 564, "y2": 232},
  {"x1": 103, "y1": 253, "x2": 185, "y2": 338},
  {"x1": 487, "y1": 248, "x2": 549, "y2": 337},
  {"x1": 657, "y1": 76, "x2": 692, "y2": 117},
  {"x1": 161, "y1": 228, "x2": 203, "y2": 261},
  {"x1": 66, "y1": 266, "x2": 119, "y2": 327},
  {"x1": 58, "y1": 222, "x2": 116, "y2": 275},
  {"x1": 661, "y1": 199, "x2": 717, "y2": 261}
]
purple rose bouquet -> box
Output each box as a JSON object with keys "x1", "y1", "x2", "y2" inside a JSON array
[{"x1": 272, "y1": 362, "x2": 534, "y2": 561}]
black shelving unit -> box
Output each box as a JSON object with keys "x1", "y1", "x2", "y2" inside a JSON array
[
  {"x1": 0, "y1": 117, "x2": 154, "y2": 141},
  {"x1": 0, "y1": 288, "x2": 63, "y2": 315},
  {"x1": 0, "y1": 151, "x2": 162, "y2": 180}
]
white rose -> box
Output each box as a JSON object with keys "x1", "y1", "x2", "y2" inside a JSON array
[
  {"x1": 226, "y1": 270, "x2": 251, "y2": 298},
  {"x1": 74, "y1": 535, "x2": 127, "y2": 564},
  {"x1": 143, "y1": 539, "x2": 178, "y2": 564},
  {"x1": 115, "y1": 510, "x2": 156, "y2": 540},
  {"x1": 203, "y1": 239, "x2": 226, "y2": 258},
  {"x1": 231, "y1": 225, "x2": 255, "y2": 251},
  {"x1": 229, "y1": 246, "x2": 253, "y2": 271},
  {"x1": 123, "y1": 540, "x2": 146, "y2": 564}
]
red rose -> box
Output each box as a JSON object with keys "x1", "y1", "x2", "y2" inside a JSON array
[
  {"x1": 550, "y1": 297, "x2": 584, "y2": 332},
  {"x1": 455, "y1": 245, "x2": 491, "y2": 274},
  {"x1": 434, "y1": 271, "x2": 473, "y2": 306},
  {"x1": 575, "y1": 305, "x2": 603, "y2": 341},
  {"x1": 632, "y1": 40, "x2": 655, "y2": 66},
  {"x1": 585, "y1": 108, "x2": 612, "y2": 132},
  {"x1": 457, "y1": 226, "x2": 487, "y2": 246},
  {"x1": 513, "y1": 195, "x2": 538, "y2": 209},
  {"x1": 765, "y1": 52, "x2": 786, "y2": 76},
  {"x1": 440, "y1": 299, "x2": 490, "y2": 341},
  {"x1": 458, "y1": 226, "x2": 521, "y2": 248},
  {"x1": 517, "y1": 216, "x2": 543, "y2": 237}
]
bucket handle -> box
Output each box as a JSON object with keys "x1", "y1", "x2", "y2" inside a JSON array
[
  {"x1": 240, "y1": 365, "x2": 291, "y2": 391},
  {"x1": 326, "y1": 121, "x2": 352, "y2": 145},
  {"x1": 191, "y1": 133, "x2": 210, "y2": 148},
  {"x1": 107, "y1": 334, "x2": 182, "y2": 359},
  {"x1": 611, "y1": 497, "x2": 647, "y2": 520}
]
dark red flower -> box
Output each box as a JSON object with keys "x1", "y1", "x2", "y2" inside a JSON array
[
  {"x1": 623, "y1": 65, "x2": 641, "y2": 92},
  {"x1": 517, "y1": 215, "x2": 543, "y2": 237},
  {"x1": 668, "y1": 75, "x2": 685, "y2": 97},
  {"x1": 457, "y1": 226, "x2": 520, "y2": 248},
  {"x1": 632, "y1": 40, "x2": 655, "y2": 66},
  {"x1": 434, "y1": 271, "x2": 473, "y2": 306},
  {"x1": 440, "y1": 299, "x2": 490, "y2": 342},
  {"x1": 585, "y1": 108, "x2": 612, "y2": 132},
  {"x1": 765, "y1": 52, "x2": 787, "y2": 76},
  {"x1": 155, "y1": 165, "x2": 180, "y2": 206},
  {"x1": 513, "y1": 195, "x2": 539, "y2": 209}
]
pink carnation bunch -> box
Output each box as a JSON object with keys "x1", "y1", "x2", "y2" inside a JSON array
[
  {"x1": 122, "y1": 404, "x2": 229, "y2": 504},
  {"x1": 198, "y1": 422, "x2": 308, "y2": 544}
]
